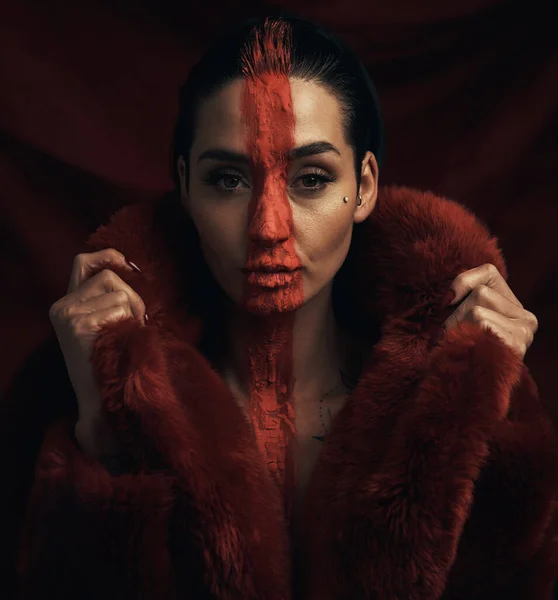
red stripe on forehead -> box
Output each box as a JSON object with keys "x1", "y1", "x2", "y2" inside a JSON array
[
  {"x1": 240, "y1": 18, "x2": 295, "y2": 166},
  {"x1": 240, "y1": 18, "x2": 292, "y2": 79}
]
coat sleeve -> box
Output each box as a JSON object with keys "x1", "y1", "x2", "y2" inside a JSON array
[
  {"x1": 304, "y1": 322, "x2": 558, "y2": 600},
  {"x1": 445, "y1": 362, "x2": 558, "y2": 599},
  {"x1": 16, "y1": 418, "x2": 179, "y2": 600},
  {"x1": 376, "y1": 324, "x2": 558, "y2": 599},
  {"x1": 1, "y1": 328, "x2": 191, "y2": 600}
]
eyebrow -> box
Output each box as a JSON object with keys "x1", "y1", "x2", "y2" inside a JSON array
[{"x1": 197, "y1": 141, "x2": 341, "y2": 164}]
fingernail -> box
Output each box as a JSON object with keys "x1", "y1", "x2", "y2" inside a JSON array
[
  {"x1": 448, "y1": 289, "x2": 457, "y2": 305},
  {"x1": 127, "y1": 260, "x2": 142, "y2": 273}
]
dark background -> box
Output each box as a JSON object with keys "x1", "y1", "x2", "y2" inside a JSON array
[{"x1": 1, "y1": 0, "x2": 557, "y2": 423}]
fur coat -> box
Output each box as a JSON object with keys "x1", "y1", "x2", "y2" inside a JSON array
[{"x1": 7, "y1": 186, "x2": 558, "y2": 599}]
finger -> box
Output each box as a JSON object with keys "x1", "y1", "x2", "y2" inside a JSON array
[
  {"x1": 60, "y1": 270, "x2": 146, "y2": 320},
  {"x1": 69, "y1": 290, "x2": 144, "y2": 323},
  {"x1": 444, "y1": 284, "x2": 525, "y2": 330},
  {"x1": 67, "y1": 248, "x2": 134, "y2": 295},
  {"x1": 449, "y1": 263, "x2": 522, "y2": 308},
  {"x1": 464, "y1": 304, "x2": 529, "y2": 358},
  {"x1": 83, "y1": 270, "x2": 146, "y2": 320},
  {"x1": 77, "y1": 303, "x2": 137, "y2": 335}
]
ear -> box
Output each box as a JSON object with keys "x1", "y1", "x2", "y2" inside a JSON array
[
  {"x1": 353, "y1": 151, "x2": 379, "y2": 224},
  {"x1": 177, "y1": 156, "x2": 190, "y2": 211}
]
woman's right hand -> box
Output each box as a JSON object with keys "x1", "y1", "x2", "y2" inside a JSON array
[{"x1": 48, "y1": 248, "x2": 147, "y2": 457}]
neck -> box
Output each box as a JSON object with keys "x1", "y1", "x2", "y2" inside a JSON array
[{"x1": 222, "y1": 284, "x2": 347, "y2": 400}]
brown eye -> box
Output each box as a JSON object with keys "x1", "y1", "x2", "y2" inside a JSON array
[
  {"x1": 202, "y1": 169, "x2": 249, "y2": 194},
  {"x1": 301, "y1": 174, "x2": 321, "y2": 188},
  {"x1": 294, "y1": 171, "x2": 334, "y2": 193},
  {"x1": 221, "y1": 175, "x2": 241, "y2": 189}
]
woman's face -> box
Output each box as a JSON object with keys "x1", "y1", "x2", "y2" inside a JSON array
[{"x1": 178, "y1": 77, "x2": 378, "y2": 314}]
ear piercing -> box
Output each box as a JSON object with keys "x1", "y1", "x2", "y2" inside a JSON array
[{"x1": 344, "y1": 194, "x2": 363, "y2": 205}]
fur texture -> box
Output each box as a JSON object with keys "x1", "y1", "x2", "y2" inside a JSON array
[{"x1": 16, "y1": 186, "x2": 558, "y2": 599}]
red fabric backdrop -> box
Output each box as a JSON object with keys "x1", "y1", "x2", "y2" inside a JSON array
[{"x1": 1, "y1": 0, "x2": 557, "y2": 424}]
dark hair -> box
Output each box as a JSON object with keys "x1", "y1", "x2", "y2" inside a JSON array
[{"x1": 170, "y1": 13, "x2": 384, "y2": 191}]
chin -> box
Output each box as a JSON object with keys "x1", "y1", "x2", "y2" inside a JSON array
[{"x1": 242, "y1": 289, "x2": 304, "y2": 316}]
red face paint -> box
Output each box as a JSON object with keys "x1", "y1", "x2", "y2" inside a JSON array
[{"x1": 239, "y1": 19, "x2": 303, "y2": 516}]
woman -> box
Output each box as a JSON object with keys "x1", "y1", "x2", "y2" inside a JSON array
[{"x1": 10, "y1": 13, "x2": 558, "y2": 600}]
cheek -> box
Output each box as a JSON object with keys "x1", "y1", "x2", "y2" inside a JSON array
[
  {"x1": 191, "y1": 205, "x2": 246, "y2": 272},
  {"x1": 295, "y1": 202, "x2": 353, "y2": 269}
]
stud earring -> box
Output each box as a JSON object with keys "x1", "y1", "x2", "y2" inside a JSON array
[
  {"x1": 357, "y1": 193, "x2": 363, "y2": 206},
  {"x1": 343, "y1": 196, "x2": 349, "y2": 203}
]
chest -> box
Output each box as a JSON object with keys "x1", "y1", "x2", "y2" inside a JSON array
[
  {"x1": 291, "y1": 392, "x2": 347, "y2": 497},
  {"x1": 231, "y1": 386, "x2": 347, "y2": 497}
]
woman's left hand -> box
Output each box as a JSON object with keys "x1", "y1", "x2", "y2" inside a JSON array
[{"x1": 442, "y1": 263, "x2": 539, "y2": 360}]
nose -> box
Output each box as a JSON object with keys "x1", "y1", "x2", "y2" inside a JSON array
[{"x1": 247, "y1": 190, "x2": 291, "y2": 247}]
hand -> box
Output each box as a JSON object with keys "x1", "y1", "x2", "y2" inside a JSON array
[
  {"x1": 442, "y1": 263, "x2": 538, "y2": 360},
  {"x1": 49, "y1": 248, "x2": 147, "y2": 455}
]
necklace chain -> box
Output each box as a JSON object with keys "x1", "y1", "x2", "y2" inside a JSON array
[{"x1": 312, "y1": 380, "x2": 350, "y2": 442}]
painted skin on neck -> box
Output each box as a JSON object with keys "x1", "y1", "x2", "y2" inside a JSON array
[{"x1": 239, "y1": 24, "x2": 303, "y2": 514}]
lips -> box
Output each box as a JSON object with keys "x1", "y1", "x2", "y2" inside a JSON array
[
  {"x1": 244, "y1": 268, "x2": 300, "y2": 288},
  {"x1": 242, "y1": 253, "x2": 302, "y2": 288},
  {"x1": 244, "y1": 261, "x2": 301, "y2": 272},
  {"x1": 243, "y1": 266, "x2": 299, "y2": 273}
]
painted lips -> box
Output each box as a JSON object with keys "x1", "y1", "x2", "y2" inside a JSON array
[{"x1": 244, "y1": 268, "x2": 301, "y2": 288}]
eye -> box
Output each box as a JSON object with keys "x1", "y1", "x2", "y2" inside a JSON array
[
  {"x1": 294, "y1": 170, "x2": 335, "y2": 192},
  {"x1": 220, "y1": 174, "x2": 242, "y2": 190},
  {"x1": 202, "y1": 169, "x2": 249, "y2": 194},
  {"x1": 300, "y1": 174, "x2": 326, "y2": 188}
]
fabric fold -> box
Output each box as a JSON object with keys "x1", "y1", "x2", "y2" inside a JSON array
[
  {"x1": 18, "y1": 418, "x2": 178, "y2": 600},
  {"x1": 302, "y1": 323, "x2": 558, "y2": 599}
]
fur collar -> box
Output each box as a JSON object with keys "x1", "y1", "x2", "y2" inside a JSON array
[{"x1": 81, "y1": 185, "x2": 533, "y2": 599}]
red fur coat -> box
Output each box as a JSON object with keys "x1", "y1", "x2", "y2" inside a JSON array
[{"x1": 7, "y1": 186, "x2": 558, "y2": 599}]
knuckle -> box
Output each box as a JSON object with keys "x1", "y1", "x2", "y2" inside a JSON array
[
  {"x1": 114, "y1": 304, "x2": 129, "y2": 318},
  {"x1": 106, "y1": 247, "x2": 124, "y2": 260},
  {"x1": 453, "y1": 272, "x2": 465, "y2": 285},
  {"x1": 470, "y1": 305, "x2": 485, "y2": 321},
  {"x1": 520, "y1": 323, "x2": 534, "y2": 345},
  {"x1": 100, "y1": 268, "x2": 116, "y2": 282},
  {"x1": 475, "y1": 284, "x2": 491, "y2": 301},
  {"x1": 114, "y1": 289, "x2": 129, "y2": 304},
  {"x1": 485, "y1": 263, "x2": 498, "y2": 275}
]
